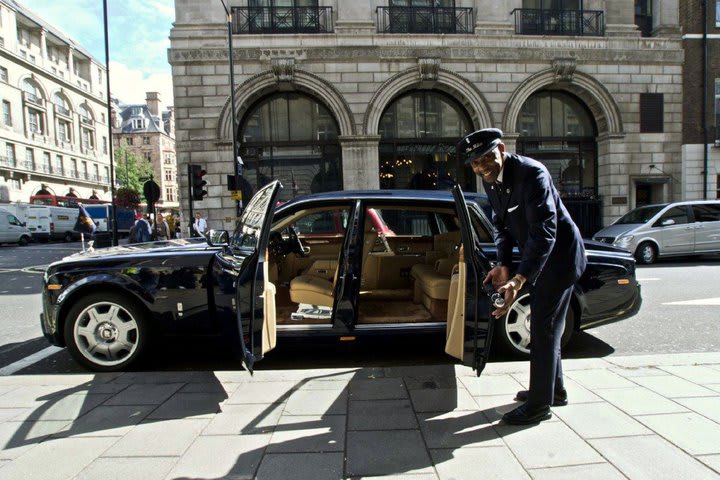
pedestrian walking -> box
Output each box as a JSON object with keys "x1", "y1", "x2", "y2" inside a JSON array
[
  {"x1": 458, "y1": 128, "x2": 587, "y2": 425},
  {"x1": 193, "y1": 212, "x2": 207, "y2": 238},
  {"x1": 156, "y1": 213, "x2": 170, "y2": 240}
]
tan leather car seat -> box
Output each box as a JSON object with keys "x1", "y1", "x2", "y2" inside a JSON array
[{"x1": 289, "y1": 215, "x2": 376, "y2": 307}]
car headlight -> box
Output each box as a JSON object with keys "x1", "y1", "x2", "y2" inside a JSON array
[{"x1": 615, "y1": 235, "x2": 634, "y2": 246}]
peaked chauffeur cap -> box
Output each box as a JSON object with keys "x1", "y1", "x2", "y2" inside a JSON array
[{"x1": 457, "y1": 128, "x2": 503, "y2": 165}]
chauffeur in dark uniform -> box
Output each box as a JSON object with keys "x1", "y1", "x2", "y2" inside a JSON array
[{"x1": 458, "y1": 128, "x2": 587, "y2": 425}]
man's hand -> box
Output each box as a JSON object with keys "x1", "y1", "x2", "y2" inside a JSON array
[
  {"x1": 491, "y1": 273, "x2": 527, "y2": 319},
  {"x1": 483, "y1": 265, "x2": 510, "y2": 289}
]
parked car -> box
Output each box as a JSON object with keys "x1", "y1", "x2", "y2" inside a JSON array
[
  {"x1": 41, "y1": 182, "x2": 642, "y2": 372},
  {"x1": 25, "y1": 205, "x2": 80, "y2": 242},
  {"x1": 0, "y1": 207, "x2": 32, "y2": 246},
  {"x1": 592, "y1": 200, "x2": 720, "y2": 264}
]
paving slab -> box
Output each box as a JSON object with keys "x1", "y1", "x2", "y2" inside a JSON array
[
  {"x1": 658, "y1": 365, "x2": 720, "y2": 385},
  {"x1": 605, "y1": 352, "x2": 720, "y2": 368},
  {"x1": 0, "y1": 374, "x2": 119, "y2": 387},
  {"x1": 469, "y1": 394, "x2": 521, "y2": 423},
  {"x1": 707, "y1": 383, "x2": 720, "y2": 393},
  {"x1": 431, "y1": 445, "x2": 530, "y2": 480},
  {"x1": 697, "y1": 454, "x2": 720, "y2": 474},
  {"x1": 74, "y1": 457, "x2": 177, "y2": 480},
  {"x1": 0, "y1": 408, "x2": 28, "y2": 421},
  {"x1": 178, "y1": 381, "x2": 240, "y2": 395},
  {"x1": 346, "y1": 430, "x2": 434, "y2": 477},
  {"x1": 349, "y1": 399, "x2": 417, "y2": 430},
  {"x1": 637, "y1": 412, "x2": 720, "y2": 455},
  {"x1": 266, "y1": 414, "x2": 345, "y2": 453},
  {"x1": 110, "y1": 371, "x2": 218, "y2": 384},
  {"x1": 283, "y1": 388, "x2": 347, "y2": 415},
  {"x1": 460, "y1": 373, "x2": 525, "y2": 396},
  {"x1": 551, "y1": 402, "x2": 652, "y2": 439},
  {"x1": 255, "y1": 452, "x2": 344, "y2": 480},
  {"x1": 589, "y1": 435, "x2": 719, "y2": 480},
  {"x1": 409, "y1": 387, "x2": 478, "y2": 413},
  {"x1": 165, "y1": 433, "x2": 271, "y2": 479},
  {"x1": 594, "y1": 386, "x2": 688, "y2": 416},
  {"x1": 225, "y1": 381, "x2": 296, "y2": 405},
  {"x1": 631, "y1": 375, "x2": 717, "y2": 398},
  {"x1": 496, "y1": 420, "x2": 604, "y2": 469},
  {"x1": 0, "y1": 420, "x2": 69, "y2": 459},
  {"x1": 103, "y1": 383, "x2": 183, "y2": 406},
  {"x1": 417, "y1": 410, "x2": 503, "y2": 448},
  {"x1": 674, "y1": 397, "x2": 720, "y2": 423},
  {"x1": 12, "y1": 393, "x2": 111, "y2": 422},
  {"x1": 147, "y1": 392, "x2": 225, "y2": 419},
  {"x1": 564, "y1": 369, "x2": 637, "y2": 389},
  {"x1": 349, "y1": 377, "x2": 408, "y2": 400},
  {"x1": 202, "y1": 403, "x2": 283, "y2": 435},
  {"x1": 294, "y1": 379, "x2": 350, "y2": 392},
  {"x1": 608, "y1": 366, "x2": 671, "y2": 378},
  {"x1": 0, "y1": 436, "x2": 118, "y2": 480},
  {"x1": 403, "y1": 376, "x2": 459, "y2": 390},
  {"x1": 527, "y1": 462, "x2": 626, "y2": 480},
  {"x1": 51, "y1": 405, "x2": 155, "y2": 438},
  {"x1": 0, "y1": 386, "x2": 73, "y2": 408},
  {"x1": 103, "y1": 418, "x2": 209, "y2": 457}
]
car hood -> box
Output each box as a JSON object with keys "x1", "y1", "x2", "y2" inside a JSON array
[
  {"x1": 593, "y1": 223, "x2": 643, "y2": 239},
  {"x1": 60, "y1": 238, "x2": 216, "y2": 261}
]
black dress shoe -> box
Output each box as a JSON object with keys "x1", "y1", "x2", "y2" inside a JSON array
[
  {"x1": 501, "y1": 402, "x2": 552, "y2": 425},
  {"x1": 515, "y1": 388, "x2": 568, "y2": 406}
]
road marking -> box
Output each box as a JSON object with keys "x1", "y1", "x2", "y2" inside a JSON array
[
  {"x1": 637, "y1": 277, "x2": 661, "y2": 281},
  {"x1": 662, "y1": 297, "x2": 720, "y2": 306},
  {"x1": 0, "y1": 346, "x2": 63, "y2": 376}
]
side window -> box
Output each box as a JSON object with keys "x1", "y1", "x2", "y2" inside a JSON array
[
  {"x1": 7, "y1": 214, "x2": 19, "y2": 226},
  {"x1": 691, "y1": 204, "x2": 720, "y2": 222},
  {"x1": 293, "y1": 209, "x2": 347, "y2": 235},
  {"x1": 656, "y1": 206, "x2": 689, "y2": 226},
  {"x1": 375, "y1": 209, "x2": 434, "y2": 236}
]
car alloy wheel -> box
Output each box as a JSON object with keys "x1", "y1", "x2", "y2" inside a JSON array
[
  {"x1": 65, "y1": 293, "x2": 147, "y2": 371},
  {"x1": 496, "y1": 292, "x2": 575, "y2": 357},
  {"x1": 635, "y1": 242, "x2": 656, "y2": 265}
]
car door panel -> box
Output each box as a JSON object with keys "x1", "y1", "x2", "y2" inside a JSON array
[
  {"x1": 654, "y1": 206, "x2": 693, "y2": 254},
  {"x1": 690, "y1": 204, "x2": 720, "y2": 252}
]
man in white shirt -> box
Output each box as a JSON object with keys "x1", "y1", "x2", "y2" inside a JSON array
[{"x1": 193, "y1": 212, "x2": 207, "y2": 237}]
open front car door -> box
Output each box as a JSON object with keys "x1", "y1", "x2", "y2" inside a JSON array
[
  {"x1": 231, "y1": 180, "x2": 283, "y2": 374},
  {"x1": 448, "y1": 184, "x2": 496, "y2": 376}
]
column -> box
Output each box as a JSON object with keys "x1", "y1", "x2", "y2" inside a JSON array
[
  {"x1": 604, "y1": 0, "x2": 641, "y2": 37},
  {"x1": 68, "y1": 46, "x2": 75, "y2": 83},
  {"x1": 339, "y1": 135, "x2": 381, "y2": 190},
  {"x1": 475, "y1": 0, "x2": 517, "y2": 36},
  {"x1": 335, "y1": 0, "x2": 374, "y2": 35},
  {"x1": 652, "y1": 0, "x2": 681, "y2": 36},
  {"x1": 40, "y1": 28, "x2": 48, "y2": 68}
]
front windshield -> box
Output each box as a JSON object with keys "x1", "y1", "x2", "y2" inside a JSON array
[
  {"x1": 615, "y1": 205, "x2": 666, "y2": 225},
  {"x1": 230, "y1": 182, "x2": 279, "y2": 249}
]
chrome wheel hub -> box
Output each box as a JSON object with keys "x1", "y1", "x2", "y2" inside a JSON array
[
  {"x1": 504, "y1": 293, "x2": 532, "y2": 355},
  {"x1": 74, "y1": 302, "x2": 139, "y2": 367}
]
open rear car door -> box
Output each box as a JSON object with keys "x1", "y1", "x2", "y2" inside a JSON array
[
  {"x1": 447, "y1": 184, "x2": 496, "y2": 376},
  {"x1": 232, "y1": 180, "x2": 282, "y2": 373}
]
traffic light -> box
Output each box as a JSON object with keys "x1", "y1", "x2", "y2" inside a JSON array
[{"x1": 190, "y1": 164, "x2": 207, "y2": 201}]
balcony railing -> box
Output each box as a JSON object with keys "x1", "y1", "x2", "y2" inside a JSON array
[
  {"x1": 80, "y1": 117, "x2": 94, "y2": 126},
  {"x1": 232, "y1": 6, "x2": 333, "y2": 34},
  {"x1": 54, "y1": 104, "x2": 71, "y2": 117},
  {"x1": 23, "y1": 91, "x2": 44, "y2": 107},
  {"x1": 0, "y1": 155, "x2": 13, "y2": 167},
  {"x1": 376, "y1": 6, "x2": 473, "y2": 34},
  {"x1": 511, "y1": 8, "x2": 604, "y2": 36}
]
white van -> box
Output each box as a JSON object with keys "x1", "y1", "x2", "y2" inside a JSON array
[
  {"x1": 0, "y1": 207, "x2": 32, "y2": 246},
  {"x1": 593, "y1": 200, "x2": 720, "y2": 264},
  {"x1": 26, "y1": 205, "x2": 80, "y2": 242}
]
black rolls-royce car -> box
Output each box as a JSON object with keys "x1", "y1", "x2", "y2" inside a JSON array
[{"x1": 41, "y1": 182, "x2": 641, "y2": 372}]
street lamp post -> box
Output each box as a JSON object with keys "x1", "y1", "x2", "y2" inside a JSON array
[
  {"x1": 102, "y1": 0, "x2": 118, "y2": 245},
  {"x1": 219, "y1": 0, "x2": 242, "y2": 218}
]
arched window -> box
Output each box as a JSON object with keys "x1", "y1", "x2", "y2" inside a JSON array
[
  {"x1": 79, "y1": 104, "x2": 93, "y2": 122},
  {"x1": 240, "y1": 92, "x2": 341, "y2": 202},
  {"x1": 21, "y1": 78, "x2": 43, "y2": 99},
  {"x1": 378, "y1": 90, "x2": 473, "y2": 190},
  {"x1": 52, "y1": 93, "x2": 70, "y2": 111}
]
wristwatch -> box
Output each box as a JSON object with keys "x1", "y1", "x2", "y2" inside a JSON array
[{"x1": 509, "y1": 274, "x2": 526, "y2": 291}]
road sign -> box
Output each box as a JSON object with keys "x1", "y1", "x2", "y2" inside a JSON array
[{"x1": 230, "y1": 190, "x2": 242, "y2": 201}]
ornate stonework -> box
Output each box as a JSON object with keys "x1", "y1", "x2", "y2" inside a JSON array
[
  {"x1": 271, "y1": 58, "x2": 295, "y2": 83},
  {"x1": 552, "y1": 57, "x2": 577, "y2": 83},
  {"x1": 418, "y1": 58, "x2": 440, "y2": 82}
]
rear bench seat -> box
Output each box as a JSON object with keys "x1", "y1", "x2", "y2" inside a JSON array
[{"x1": 410, "y1": 231, "x2": 460, "y2": 318}]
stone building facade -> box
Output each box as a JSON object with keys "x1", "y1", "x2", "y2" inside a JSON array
[
  {"x1": 0, "y1": 0, "x2": 111, "y2": 204},
  {"x1": 112, "y1": 92, "x2": 179, "y2": 210},
  {"x1": 680, "y1": 0, "x2": 720, "y2": 200},
  {"x1": 170, "y1": 0, "x2": 684, "y2": 234}
]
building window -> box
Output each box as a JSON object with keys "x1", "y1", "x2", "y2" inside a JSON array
[
  {"x1": 640, "y1": 93, "x2": 664, "y2": 133},
  {"x1": 132, "y1": 118, "x2": 144, "y2": 129},
  {"x1": 2, "y1": 100, "x2": 11, "y2": 125},
  {"x1": 6, "y1": 143, "x2": 15, "y2": 166},
  {"x1": 81, "y1": 128, "x2": 94, "y2": 150},
  {"x1": 0, "y1": 66, "x2": 7, "y2": 83},
  {"x1": 28, "y1": 109, "x2": 43, "y2": 134},
  {"x1": 715, "y1": 79, "x2": 720, "y2": 142},
  {"x1": 165, "y1": 187, "x2": 174, "y2": 202},
  {"x1": 70, "y1": 158, "x2": 78, "y2": 178},
  {"x1": 57, "y1": 120, "x2": 71, "y2": 142},
  {"x1": 104, "y1": 166, "x2": 109, "y2": 182},
  {"x1": 102, "y1": 136, "x2": 108, "y2": 154},
  {"x1": 55, "y1": 155, "x2": 63, "y2": 175},
  {"x1": 143, "y1": 136, "x2": 150, "y2": 145},
  {"x1": 126, "y1": 137, "x2": 134, "y2": 146},
  {"x1": 25, "y1": 148, "x2": 34, "y2": 169},
  {"x1": 9, "y1": 179, "x2": 20, "y2": 191},
  {"x1": 81, "y1": 161, "x2": 88, "y2": 179},
  {"x1": 43, "y1": 152, "x2": 51, "y2": 172},
  {"x1": 165, "y1": 169, "x2": 172, "y2": 181},
  {"x1": 716, "y1": 0, "x2": 720, "y2": 28},
  {"x1": 143, "y1": 151, "x2": 152, "y2": 161},
  {"x1": 94, "y1": 164, "x2": 100, "y2": 181}
]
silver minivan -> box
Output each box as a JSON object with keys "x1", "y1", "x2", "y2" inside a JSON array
[
  {"x1": 593, "y1": 200, "x2": 720, "y2": 264},
  {"x1": 0, "y1": 207, "x2": 32, "y2": 246}
]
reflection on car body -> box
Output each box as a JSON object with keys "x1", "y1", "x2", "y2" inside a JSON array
[{"x1": 41, "y1": 182, "x2": 642, "y2": 372}]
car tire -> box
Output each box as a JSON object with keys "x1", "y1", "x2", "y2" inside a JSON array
[
  {"x1": 64, "y1": 292, "x2": 149, "y2": 372},
  {"x1": 18, "y1": 235, "x2": 30, "y2": 246},
  {"x1": 63, "y1": 232, "x2": 74, "y2": 242},
  {"x1": 494, "y1": 292, "x2": 575, "y2": 358},
  {"x1": 635, "y1": 242, "x2": 657, "y2": 265}
]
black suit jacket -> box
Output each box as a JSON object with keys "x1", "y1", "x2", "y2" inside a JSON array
[{"x1": 484, "y1": 153, "x2": 587, "y2": 289}]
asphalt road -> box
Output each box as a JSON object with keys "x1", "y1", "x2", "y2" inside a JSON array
[{"x1": 1, "y1": 242, "x2": 719, "y2": 375}]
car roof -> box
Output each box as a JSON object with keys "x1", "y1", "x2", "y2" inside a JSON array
[{"x1": 279, "y1": 189, "x2": 488, "y2": 208}]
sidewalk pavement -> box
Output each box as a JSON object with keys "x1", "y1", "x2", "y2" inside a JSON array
[{"x1": 1, "y1": 352, "x2": 720, "y2": 480}]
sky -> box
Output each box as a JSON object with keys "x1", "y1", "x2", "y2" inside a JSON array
[{"x1": 22, "y1": 0, "x2": 176, "y2": 106}]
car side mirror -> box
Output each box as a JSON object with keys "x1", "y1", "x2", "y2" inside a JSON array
[
  {"x1": 207, "y1": 229, "x2": 229, "y2": 247},
  {"x1": 659, "y1": 218, "x2": 676, "y2": 227}
]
